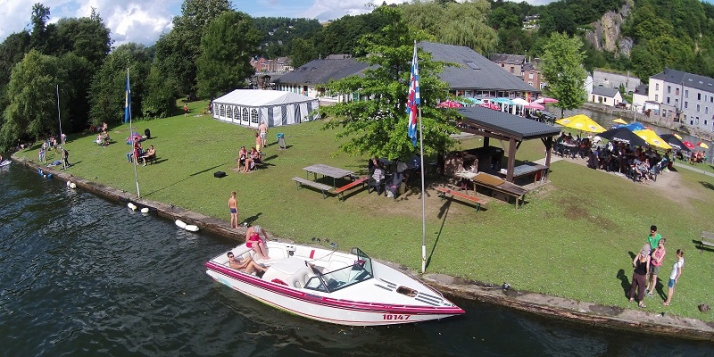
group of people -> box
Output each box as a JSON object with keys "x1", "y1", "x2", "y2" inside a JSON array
[
  {"x1": 368, "y1": 157, "x2": 409, "y2": 198},
  {"x1": 629, "y1": 225, "x2": 685, "y2": 308},
  {"x1": 236, "y1": 122, "x2": 269, "y2": 172},
  {"x1": 688, "y1": 150, "x2": 707, "y2": 163},
  {"x1": 127, "y1": 136, "x2": 156, "y2": 166}
]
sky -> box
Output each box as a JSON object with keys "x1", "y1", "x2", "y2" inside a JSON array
[{"x1": 1, "y1": 0, "x2": 707, "y2": 47}]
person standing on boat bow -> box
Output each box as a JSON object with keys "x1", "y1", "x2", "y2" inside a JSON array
[{"x1": 245, "y1": 225, "x2": 269, "y2": 260}]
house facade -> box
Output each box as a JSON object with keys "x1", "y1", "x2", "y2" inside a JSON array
[
  {"x1": 649, "y1": 68, "x2": 714, "y2": 133},
  {"x1": 592, "y1": 69, "x2": 640, "y2": 94},
  {"x1": 489, "y1": 53, "x2": 545, "y2": 91},
  {"x1": 590, "y1": 87, "x2": 623, "y2": 107}
]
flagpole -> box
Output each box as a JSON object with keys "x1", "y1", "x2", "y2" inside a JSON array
[
  {"x1": 126, "y1": 68, "x2": 141, "y2": 198},
  {"x1": 55, "y1": 85, "x2": 65, "y2": 170},
  {"x1": 418, "y1": 107, "x2": 427, "y2": 274}
]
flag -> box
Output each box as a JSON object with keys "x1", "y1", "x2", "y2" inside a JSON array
[
  {"x1": 407, "y1": 43, "x2": 420, "y2": 147},
  {"x1": 124, "y1": 69, "x2": 131, "y2": 123}
]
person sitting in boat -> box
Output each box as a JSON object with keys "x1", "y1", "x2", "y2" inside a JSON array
[
  {"x1": 245, "y1": 225, "x2": 269, "y2": 260},
  {"x1": 227, "y1": 252, "x2": 266, "y2": 275}
]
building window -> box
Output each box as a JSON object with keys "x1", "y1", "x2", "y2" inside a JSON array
[
  {"x1": 510, "y1": 67, "x2": 514, "y2": 73},
  {"x1": 220, "y1": 105, "x2": 225, "y2": 117},
  {"x1": 667, "y1": 86, "x2": 671, "y2": 94},
  {"x1": 698, "y1": 93, "x2": 702, "y2": 100},
  {"x1": 656, "y1": 83, "x2": 659, "y2": 90},
  {"x1": 529, "y1": 73, "x2": 534, "y2": 79},
  {"x1": 528, "y1": 82, "x2": 533, "y2": 86},
  {"x1": 251, "y1": 109, "x2": 259, "y2": 123},
  {"x1": 667, "y1": 97, "x2": 670, "y2": 104},
  {"x1": 685, "y1": 102, "x2": 688, "y2": 109},
  {"x1": 233, "y1": 106, "x2": 240, "y2": 121},
  {"x1": 655, "y1": 94, "x2": 658, "y2": 101},
  {"x1": 675, "y1": 98, "x2": 679, "y2": 106},
  {"x1": 696, "y1": 117, "x2": 700, "y2": 125},
  {"x1": 685, "y1": 90, "x2": 689, "y2": 98},
  {"x1": 697, "y1": 104, "x2": 701, "y2": 112},
  {"x1": 242, "y1": 108, "x2": 249, "y2": 122},
  {"x1": 676, "y1": 88, "x2": 680, "y2": 95}
]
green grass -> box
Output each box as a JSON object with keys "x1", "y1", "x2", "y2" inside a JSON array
[{"x1": 16, "y1": 100, "x2": 714, "y2": 321}]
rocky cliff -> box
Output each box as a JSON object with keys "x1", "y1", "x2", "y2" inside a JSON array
[{"x1": 584, "y1": 0, "x2": 634, "y2": 58}]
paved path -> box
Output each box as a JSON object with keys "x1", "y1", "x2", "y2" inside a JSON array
[{"x1": 673, "y1": 162, "x2": 714, "y2": 177}]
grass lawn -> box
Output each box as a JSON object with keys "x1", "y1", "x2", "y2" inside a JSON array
[{"x1": 17, "y1": 100, "x2": 714, "y2": 321}]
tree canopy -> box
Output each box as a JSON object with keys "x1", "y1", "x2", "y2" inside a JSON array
[
  {"x1": 320, "y1": 7, "x2": 457, "y2": 160},
  {"x1": 540, "y1": 33, "x2": 587, "y2": 118}
]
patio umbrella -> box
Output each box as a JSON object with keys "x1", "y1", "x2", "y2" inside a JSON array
[
  {"x1": 493, "y1": 97, "x2": 514, "y2": 105},
  {"x1": 673, "y1": 133, "x2": 682, "y2": 139},
  {"x1": 510, "y1": 98, "x2": 529, "y2": 106},
  {"x1": 524, "y1": 102, "x2": 545, "y2": 110},
  {"x1": 464, "y1": 97, "x2": 482, "y2": 105},
  {"x1": 660, "y1": 134, "x2": 691, "y2": 152},
  {"x1": 612, "y1": 118, "x2": 628, "y2": 125},
  {"x1": 534, "y1": 97, "x2": 559, "y2": 104},
  {"x1": 622, "y1": 122, "x2": 646, "y2": 131},
  {"x1": 633, "y1": 129, "x2": 672, "y2": 150},
  {"x1": 598, "y1": 127, "x2": 648, "y2": 147},
  {"x1": 556, "y1": 114, "x2": 606, "y2": 133},
  {"x1": 698, "y1": 142, "x2": 710, "y2": 149},
  {"x1": 682, "y1": 141, "x2": 696, "y2": 150},
  {"x1": 437, "y1": 100, "x2": 463, "y2": 108}
]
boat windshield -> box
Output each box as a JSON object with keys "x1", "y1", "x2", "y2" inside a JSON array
[{"x1": 304, "y1": 248, "x2": 374, "y2": 293}]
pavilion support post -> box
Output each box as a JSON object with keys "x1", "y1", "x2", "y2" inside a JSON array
[
  {"x1": 483, "y1": 137, "x2": 490, "y2": 148},
  {"x1": 506, "y1": 138, "x2": 517, "y2": 182},
  {"x1": 543, "y1": 137, "x2": 553, "y2": 181}
]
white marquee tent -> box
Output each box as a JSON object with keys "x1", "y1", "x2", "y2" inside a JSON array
[{"x1": 211, "y1": 89, "x2": 320, "y2": 128}]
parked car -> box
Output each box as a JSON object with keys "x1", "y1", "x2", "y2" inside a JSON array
[{"x1": 615, "y1": 102, "x2": 628, "y2": 109}]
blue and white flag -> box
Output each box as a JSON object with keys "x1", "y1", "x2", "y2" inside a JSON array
[{"x1": 124, "y1": 70, "x2": 131, "y2": 123}]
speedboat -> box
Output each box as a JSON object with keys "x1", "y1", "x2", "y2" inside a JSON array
[{"x1": 205, "y1": 241, "x2": 464, "y2": 326}]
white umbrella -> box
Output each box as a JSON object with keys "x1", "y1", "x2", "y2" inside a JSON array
[{"x1": 510, "y1": 98, "x2": 529, "y2": 106}]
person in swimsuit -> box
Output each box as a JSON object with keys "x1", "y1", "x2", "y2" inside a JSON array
[
  {"x1": 227, "y1": 252, "x2": 266, "y2": 275},
  {"x1": 259, "y1": 122, "x2": 268, "y2": 147},
  {"x1": 245, "y1": 225, "x2": 269, "y2": 260},
  {"x1": 228, "y1": 191, "x2": 239, "y2": 228}
]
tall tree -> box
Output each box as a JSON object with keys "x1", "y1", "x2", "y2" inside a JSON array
[
  {"x1": 89, "y1": 44, "x2": 151, "y2": 125},
  {"x1": 540, "y1": 33, "x2": 587, "y2": 118},
  {"x1": 53, "y1": 8, "x2": 112, "y2": 70},
  {"x1": 155, "y1": 0, "x2": 232, "y2": 98},
  {"x1": 196, "y1": 11, "x2": 261, "y2": 99},
  {"x1": 1, "y1": 50, "x2": 64, "y2": 149},
  {"x1": 321, "y1": 7, "x2": 456, "y2": 160},
  {"x1": 30, "y1": 3, "x2": 53, "y2": 53}
]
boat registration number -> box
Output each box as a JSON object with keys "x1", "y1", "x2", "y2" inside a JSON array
[{"x1": 382, "y1": 314, "x2": 410, "y2": 321}]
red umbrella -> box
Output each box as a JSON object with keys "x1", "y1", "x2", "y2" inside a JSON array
[
  {"x1": 524, "y1": 102, "x2": 545, "y2": 110},
  {"x1": 534, "y1": 97, "x2": 559, "y2": 104},
  {"x1": 437, "y1": 100, "x2": 463, "y2": 108},
  {"x1": 682, "y1": 141, "x2": 696, "y2": 150}
]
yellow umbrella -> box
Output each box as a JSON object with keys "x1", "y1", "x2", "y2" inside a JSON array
[
  {"x1": 612, "y1": 118, "x2": 628, "y2": 125},
  {"x1": 698, "y1": 142, "x2": 710, "y2": 149},
  {"x1": 674, "y1": 133, "x2": 682, "y2": 140},
  {"x1": 556, "y1": 114, "x2": 606, "y2": 133},
  {"x1": 634, "y1": 129, "x2": 672, "y2": 150}
]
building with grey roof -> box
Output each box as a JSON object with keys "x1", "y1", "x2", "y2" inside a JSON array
[
  {"x1": 273, "y1": 57, "x2": 371, "y2": 104},
  {"x1": 419, "y1": 42, "x2": 539, "y2": 100},
  {"x1": 592, "y1": 69, "x2": 640, "y2": 94},
  {"x1": 648, "y1": 68, "x2": 714, "y2": 133},
  {"x1": 590, "y1": 86, "x2": 623, "y2": 107}
]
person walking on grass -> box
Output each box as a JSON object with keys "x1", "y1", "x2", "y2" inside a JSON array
[
  {"x1": 663, "y1": 249, "x2": 684, "y2": 306},
  {"x1": 629, "y1": 244, "x2": 650, "y2": 308},
  {"x1": 259, "y1": 121, "x2": 268, "y2": 147},
  {"x1": 228, "y1": 191, "x2": 239, "y2": 228},
  {"x1": 646, "y1": 238, "x2": 666, "y2": 296}
]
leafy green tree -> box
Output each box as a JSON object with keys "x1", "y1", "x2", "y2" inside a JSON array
[
  {"x1": 321, "y1": 7, "x2": 457, "y2": 160},
  {"x1": 630, "y1": 44, "x2": 662, "y2": 82},
  {"x1": 57, "y1": 53, "x2": 93, "y2": 133},
  {"x1": 439, "y1": 0, "x2": 497, "y2": 53},
  {"x1": 142, "y1": 64, "x2": 177, "y2": 118},
  {"x1": 89, "y1": 44, "x2": 151, "y2": 125},
  {"x1": 30, "y1": 3, "x2": 54, "y2": 54},
  {"x1": 289, "y1": 38, "x2": 317, "y2": 68},
  {"x1": 53, "y1": 8, "x2": 112, "y2": 70},
  {"x1": 540, "y1": 33, "x2": 587, "y2": 118},
  {"x1": 155, "y1": 0, "x2": 232, "y2": 97},
  {"x1": 196, "y1": 11, "x2": 261, "y2": 99},
  {"x1": 1, "y1": 50, "x2": 64, "y2": 149}
]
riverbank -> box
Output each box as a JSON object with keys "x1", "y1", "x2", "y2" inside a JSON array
[
  {"x1": 10, "y1": 158, "x2": 714, "y2": 341},
  {"x1": 11, "y1": 105, "x2": 714, "y2": 341}
]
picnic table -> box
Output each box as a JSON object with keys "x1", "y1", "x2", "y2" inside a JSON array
[
  {"x1": 303, "y1": 164, "x2": 354, "y2": 189},
  {"x1": 456, "y1": 171, "x2": 529, "y2": 209},
  {"x1": 500, "y1": 163, "x2": 548, "y2": 185}
]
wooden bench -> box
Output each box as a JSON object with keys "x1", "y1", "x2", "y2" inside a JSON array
[
  {"x1": 292, "y1": 177, "x2": 332, "y2": 199},
  {"x1": 435, "y1": 186, "x2": 486, "y2": 211},
  {"x1": 334, "y1": 176, "x2": 369, "y2": 201},
  {"x1": 145, "y1": 155, "x2": 158, "y2": 165},
  {"x1": 471, "y1": 172, "x2": 529, "y2": 209},
  {"x1": 699, "y1": 231, "x2": 714, "y2": 250}
]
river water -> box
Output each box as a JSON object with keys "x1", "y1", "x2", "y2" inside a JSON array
[{"x1": 1, "y1": 166, "x2": 713, "y2": 356}]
